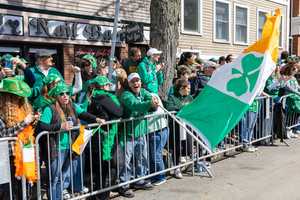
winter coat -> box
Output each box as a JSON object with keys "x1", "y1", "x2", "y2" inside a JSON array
[
  {"x1": 89, "y1": 90, "x2": 123, "y2": 160},
  {"x1": 138, "y1": 56, "x2": 163, "y2": 94},
  {"x1": 120, "y1": 88, "x2": 153, "y2": 138}
]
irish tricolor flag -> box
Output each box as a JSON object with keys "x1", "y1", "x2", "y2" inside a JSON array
[
  {"x1": 72, "y1": 125, "x2": 100, "y2": 155},
  {"x1": 177, "y1": 9, "x2": 281, "y2": 151}
]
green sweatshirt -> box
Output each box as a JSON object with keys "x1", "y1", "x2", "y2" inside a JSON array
[
  {"x1": 138, "y1": 56, "x2": 164, "y2": 94},
  {"x1": 120, "y1": 88, "x2": 153, "y2": 138}
]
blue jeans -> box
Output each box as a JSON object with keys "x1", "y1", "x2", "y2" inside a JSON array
[
  {"x1": 240, "y1": 111, "x2": 258, "y2": 144},
  {"x1": 50, "y1": 150, "x2": 84, "y2": 200},
  {"x1": 119, "y1": 135, "x2": 148, "y2": 188},
  {"x1": 149, "y1": 128, "x2": 169, "y2": 182},
  {"x1": 63, "y1": 154, "x2": 85, "y2": 192}
]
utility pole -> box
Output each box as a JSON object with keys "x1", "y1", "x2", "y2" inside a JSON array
[{"x1": 109, "y1": 0, "x2": 121, "y2": 82}]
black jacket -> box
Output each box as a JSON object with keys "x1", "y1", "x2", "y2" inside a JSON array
[{"x1": 88, "y1": 94, "x2": 123, "y2": 121}]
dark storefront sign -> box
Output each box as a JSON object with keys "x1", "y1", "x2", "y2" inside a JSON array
[
  {"x1": 0, "y1": 14, "x2": 144, "y2": 43},
  {"x1": 0, "y1": 14, "x2": 23, "y2": 36},
  {"x1": 28, "y1": 17, "x2": 144, "y2": 43}
]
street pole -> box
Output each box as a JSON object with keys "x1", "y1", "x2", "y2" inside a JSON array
[{"x1": 109, "y1": 0, "x2": 121, "y2": 81}]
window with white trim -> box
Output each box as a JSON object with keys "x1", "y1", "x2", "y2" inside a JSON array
[
  {"x1": 235, "y1": 6, "x2": 248, "y2": 44},
  {"x1": 279, "y1": 16, "x2": 283, "y2": 47},
  {"x1": 182, "y1": 0, "x2": 202, "y2": 33},
  {"x1": 215, "y1": 1, "x2": 230, "y2": 41},
  {"x1": 258, "y1": 11, "x2": 267, "y2": 39}
]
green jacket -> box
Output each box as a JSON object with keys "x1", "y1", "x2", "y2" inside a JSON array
[
  {"x1": 264, "y1": 76, "x2": 280, "y2": 97},
  {"x1": 39, "y1": 103, "x2": 84, "y2": 150},
  {"x1": 120, "y1": 88, "x2": 153, "y2": 138},
  {"x1": 165, "y1": 94, "x2": 194, "y2": 111},
  {"x1": 248, "y1": 99, "x2": 260, "y2": 113},
  {"x1": 138, "y1": 56, "x2": 164, "y2": 94},
  {"x1": 32, "y1": 95, "x2": 53, "y2": 111},
  {"x1": 28, "y1": 65, "x2": 63, "y2": 101},
  {"x1": 286, "y1": 94, "x2": 300, "y2": 114}
]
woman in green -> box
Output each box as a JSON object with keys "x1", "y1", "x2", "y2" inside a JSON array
[
  {"x1": 165, "y1": 78, "x2": 193, "y2": 179},
  {"x1": 35, "y1": 82, "x2": 104, "y2": 200},
  {"x1": 281, "y1": 62, "x2": 300, "y2": 137},
  {"x1": 88, "y1": 75, "x2": 123, "y2": 200}
]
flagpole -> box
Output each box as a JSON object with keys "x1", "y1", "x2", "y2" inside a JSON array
[
  {"x1": 109, "y1": 0, "x2": 121, "y2": 81},
  {"x1": 159, "y1": 105, "x2": 212, "y2": 154}
]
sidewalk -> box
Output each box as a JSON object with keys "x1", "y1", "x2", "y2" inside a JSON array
[{"x1": 115, "y1": 139, "x2": 300, "y2": 200}]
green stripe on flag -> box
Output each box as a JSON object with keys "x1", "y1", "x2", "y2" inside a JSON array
[{"x1": 177, "y1": 86, "x2": 249, "y2": 150}]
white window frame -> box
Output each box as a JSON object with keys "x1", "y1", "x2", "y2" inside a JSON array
[
  {"x1": 213, "y1": 0, "x2": 231, "y2": 44},
  {"x1": 233, "y1": 4, "x2": 249, "y2": 45},
  {"x1": 256, "y1": 9, "x2": 270, "y2": 40},
  {"x1": 181, "y1": 0, "x2": 203, "y2": 35},
  {"x1": 279, "y1": 15, "x2": 284, "y2": 48}
]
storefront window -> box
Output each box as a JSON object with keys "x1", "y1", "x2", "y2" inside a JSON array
[
  {"x1": 75, "y1": 46, "x2": 119, "y2": 66},
  {"x1": 0, "y1": 42, "x2": 63, "y2": 75}
]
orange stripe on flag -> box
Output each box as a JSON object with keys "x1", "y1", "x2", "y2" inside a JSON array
[{"x1": 243, "y1": 8, "x2": 281, "y2": 62}]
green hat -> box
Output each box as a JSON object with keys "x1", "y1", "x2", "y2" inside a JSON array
[
  {"x1": 0, "y1": 77, "x2": 31, "y2": 97},
  {"x1": 48, "y1": 82, "x2": 70, "y2": 97},
  {"x1": 82, "y1": 54, "x2": 97, "y2": 69},
  {"x1": 91, "y1": 76, "x2": 111, "y2": 86},
  {"x1": 43, "y1": 74, "x2": 63, "y2": 85},
  {"x1": 1, "y1": 53, "x2": 13, "y2": 62}
]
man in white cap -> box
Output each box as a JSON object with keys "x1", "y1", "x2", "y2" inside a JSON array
[
  {"x1": 119, "y1": 72, "x2": 159, "y2": 198},
  {"x1": 24, "y1": 50, "x2": 63, "y2": 103},
  {"x1": 137, "y1": 48, "x2": 164, "y2": 94}
]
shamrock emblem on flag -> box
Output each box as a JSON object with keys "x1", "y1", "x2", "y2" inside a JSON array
[{"x1": 226, "y1": 54, "x2": 263, "y2": 96}]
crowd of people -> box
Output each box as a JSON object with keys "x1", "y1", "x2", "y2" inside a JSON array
[{"x1": 0, "y1": 47, "x2": 300, "y2": 200}]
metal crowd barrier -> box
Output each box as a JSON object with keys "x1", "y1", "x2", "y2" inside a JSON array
[
  {"x1": 0, "y1": 137, "x2": 28, "y2": 200},
  {"x1": 33, "y1": 96, "x2": 274, "y2": 200},
  {"x1": 279, "y1": 94, "x2": 300, "y2": 137}
]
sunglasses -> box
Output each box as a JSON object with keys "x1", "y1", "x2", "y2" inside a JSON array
[
  {"x1": 181, "y1": 85, "x2": 190, "y2": 89},
  {"x1": 59, "y1": 92, "x2": 69, "y2": 96}
]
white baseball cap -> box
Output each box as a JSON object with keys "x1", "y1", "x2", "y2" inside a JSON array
[
  {"x1": 127, "y1": 73, "x2": 141, "y2": 82},
  {"x1": 147, "y1": 48, "x2": 162, "y2": 56}
]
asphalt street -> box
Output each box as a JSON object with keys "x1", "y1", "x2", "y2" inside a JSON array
[{"x1": 116, "y1": 139, "x2": 300, "y2": 200}]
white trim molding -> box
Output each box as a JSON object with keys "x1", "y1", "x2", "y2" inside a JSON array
[
  {"x1": 181, "y1": 0, "x2": 203, "y2": 36},
  {"x1": 233, "y1": 3, "x2": 250, "y2": 46},
  {"x1": 213, "y1": 0, "x2": 231, "y2": 44},
  {"x1": 265, "y1": 0, "x2": 288, "y2": 6},
  {"x1": 256, "y1": 8, "x2": 271, "y2": 40}
]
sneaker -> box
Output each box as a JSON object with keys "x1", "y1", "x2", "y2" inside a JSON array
[
  {"x1": 243, "y1": 146, "x2": 257, "y2": 153},
  {"x1": 133, "y1": 181, "x2": 154, "y2": 190},
  {"x1": 180, "y1": 157, "x2": 187, "y2": 163},
  {"x1": 153, "y1": 179, "x2": 166, "y2": 186},
  {"x1": 174, "y1": 168, "x2": 183, "y2": 179},
  {"x1": 290, "y1": 132, "x2": 298, "y2": 138},
  {"x1": 62, "y1": 189, "x2": 71, "y2": 199},
  {"x1": 81, "y1": 186, "x2": 89, "y2": 194},
  {"x1": 118, "y1": 188, "x2": 135, "y2": 198},
  {"x1": 287, "y1": 129, "x2": 293, "y2": 139}
]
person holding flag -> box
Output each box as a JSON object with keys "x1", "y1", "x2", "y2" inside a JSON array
[
  {"x1": 35, "y1": 82, "x2": 104, "y2": 200},
  {"x1": 86, "y1": 75, "x2": 123, "y2": 200},
  {"x1": 177, "y1": 9, "x2": 282, "y2": 152}
]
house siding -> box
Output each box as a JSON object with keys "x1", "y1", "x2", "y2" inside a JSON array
[
  {"x1": 0, "y1": 0, "x2": 150, "y2": 23},
  {"x1": 179, "y1": 0, "x2": 288, "y2": 58}
]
